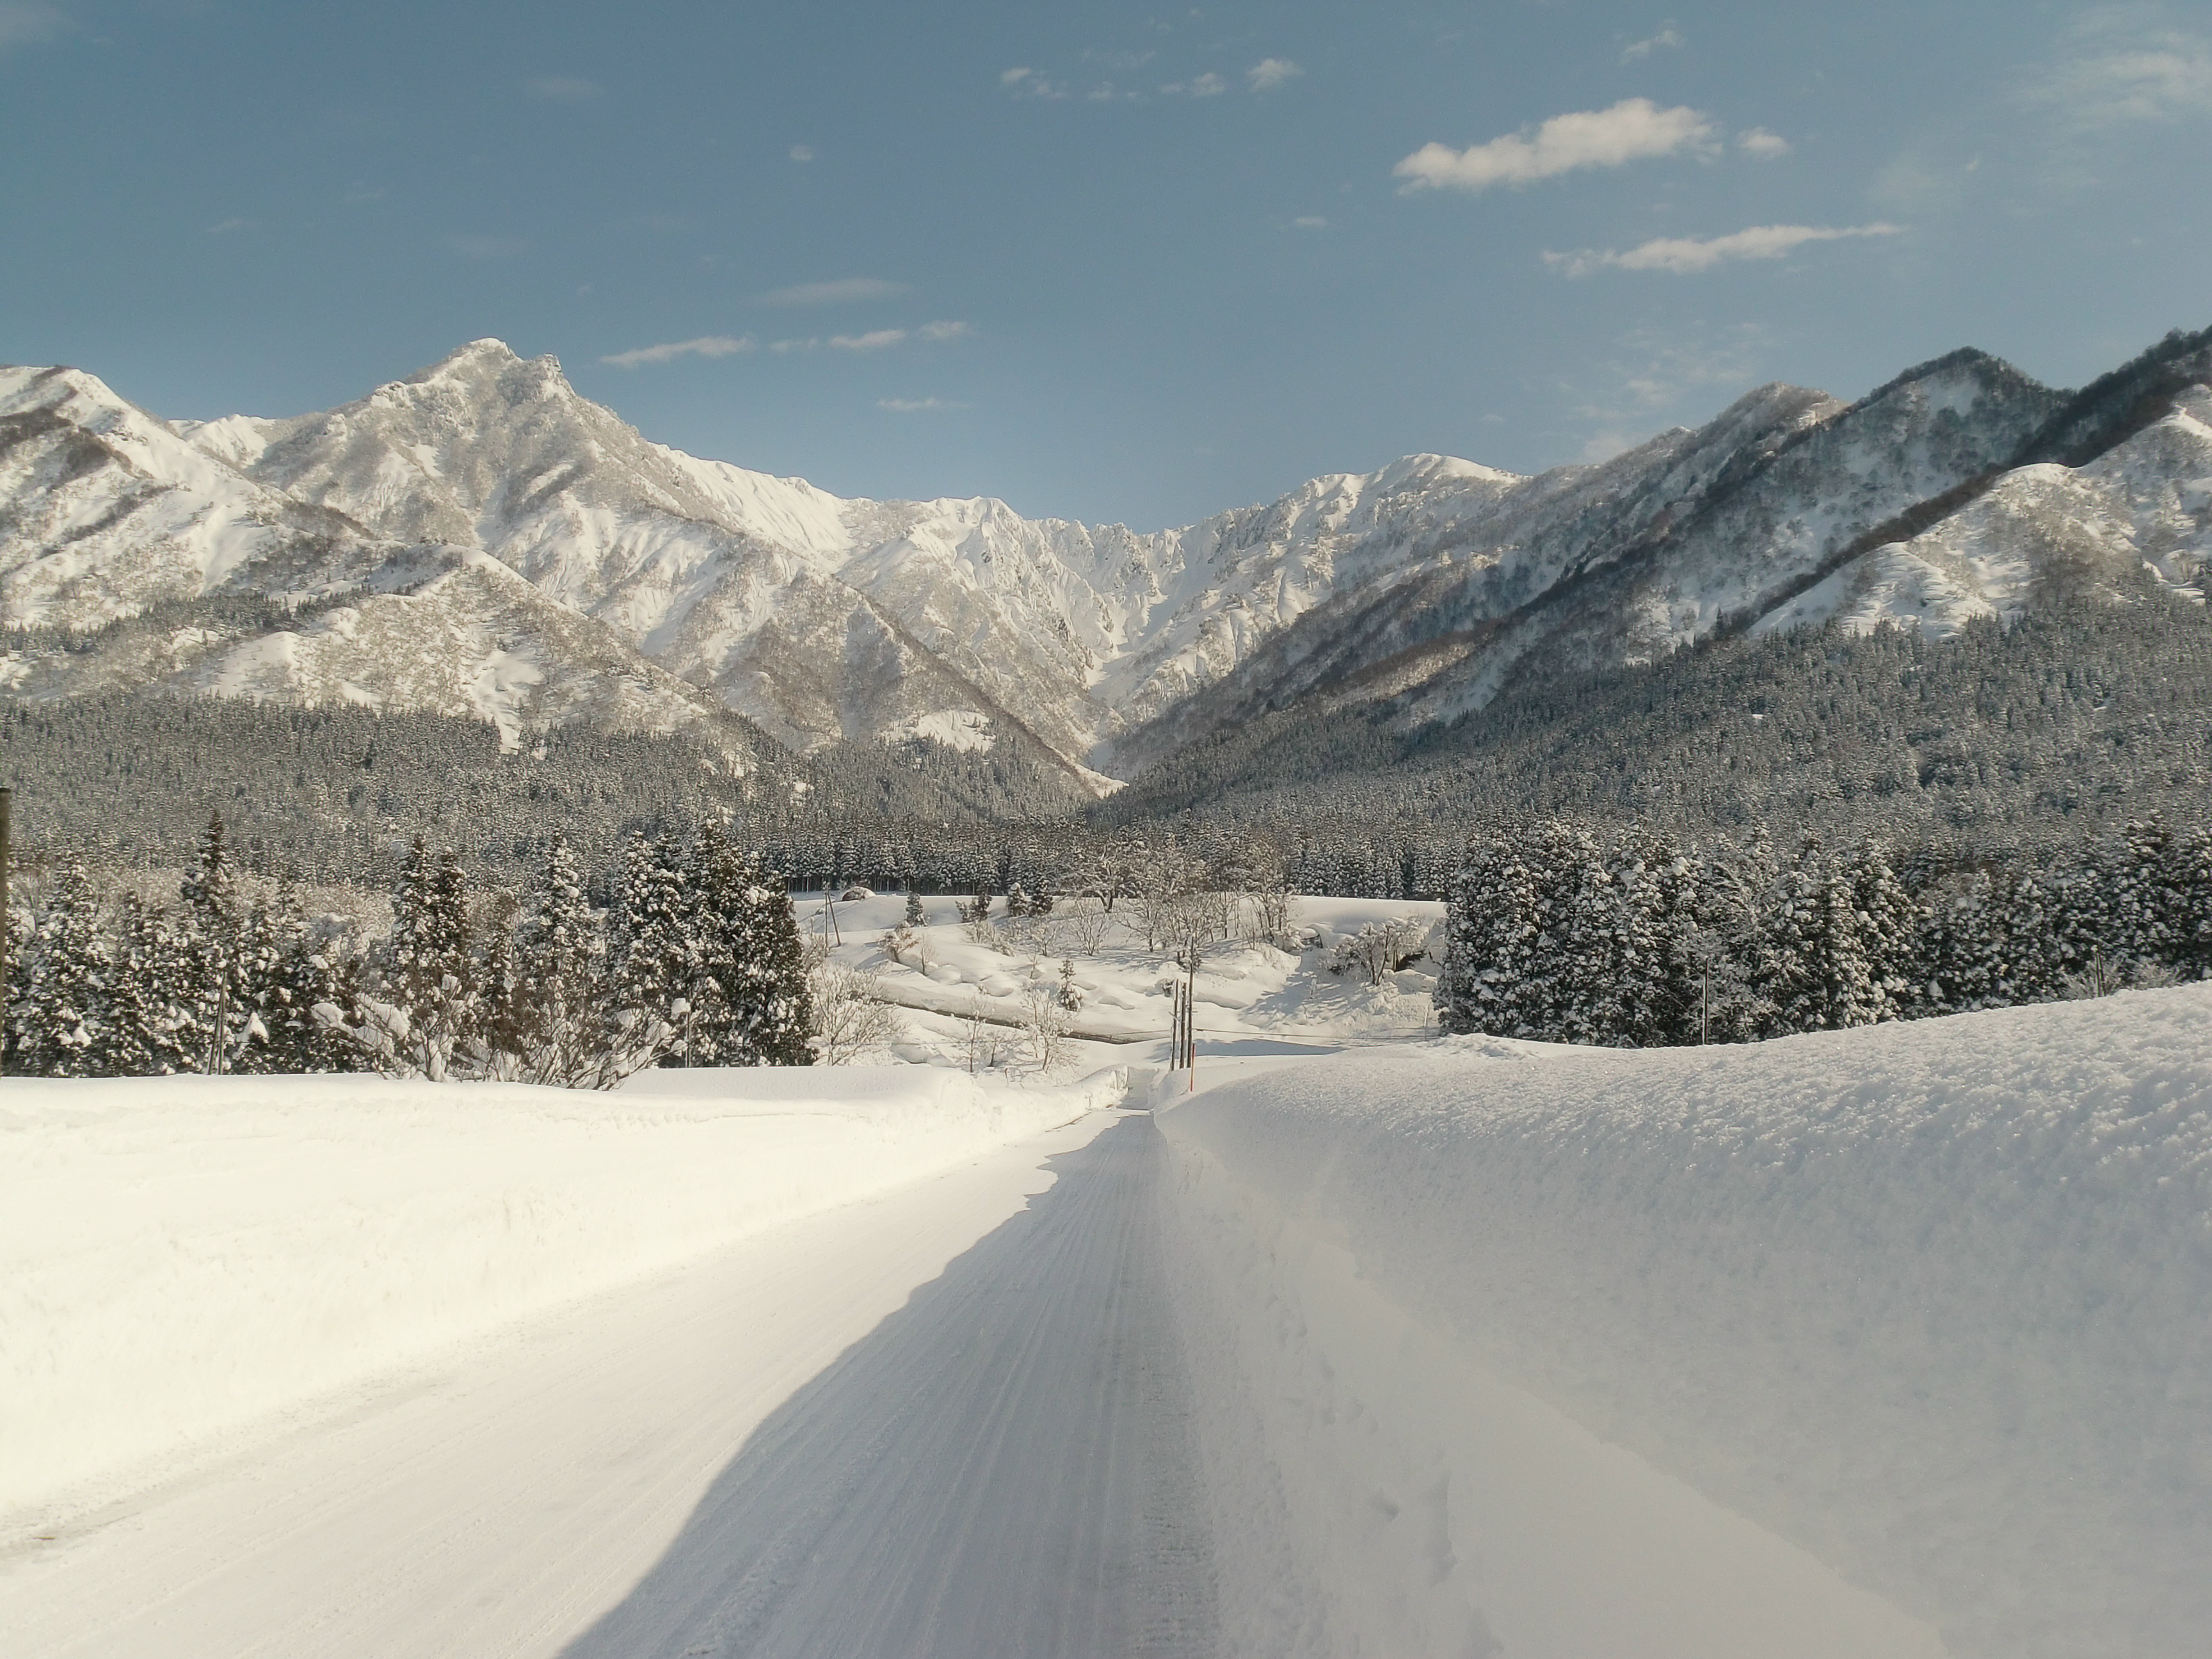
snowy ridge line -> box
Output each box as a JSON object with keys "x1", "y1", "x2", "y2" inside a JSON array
[
  {"x1": 0, "y1": 1065, "x2": 1124, "y2": 1533},
  {"x1": 1156, "y1": 991, "x2": 2212, "y2": 1659}
]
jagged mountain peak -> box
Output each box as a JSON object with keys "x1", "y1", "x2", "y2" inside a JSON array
[
  {"x1": 404, "y1": 336, "x2": 530, "y2": 382},
  {"x1": 9, "y1": 327, "x2": 2207, "y2": 803}
]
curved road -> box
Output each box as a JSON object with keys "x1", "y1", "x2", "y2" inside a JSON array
[{"x1": 0, "y1": 1110, "x2": 1216, "y2": 1659}]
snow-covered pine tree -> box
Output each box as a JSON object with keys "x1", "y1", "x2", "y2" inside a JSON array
[
  {"x1": 178, "y1": 812, "x2": 243, "y2": 1072},
  {"x1": 12, "y1": 856, "x2": 108, "y2": 1076},
  {"x1": 721, "y1": 853, "x2": 814, "y2": 1066},
  {"x1": 1438, "y1": 830, "x2": 1543, "y2": 1038},
  {"x1": 607, "y1": 831, "x2": 691, "y2": 1070},
  {"x1": 102, "y1": 894, "x2": 196, "y2": 1076},
  {"x1": 904, "y1": 888, "x2": 927, "y2": 929},
  {"x1": 1846, "y1": 840, "x2": 1918, "y2": 1023},
  {"x1": 504, "y1": 830, "x2": 620, "y2": 1084},
  {"x1": 383, "y1": 838, "x2": 478, "y2": 1080}
]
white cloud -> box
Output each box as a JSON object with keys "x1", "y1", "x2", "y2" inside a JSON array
[
  {"x1": 878, "y1": 397, "x2": 970, "y2": 413},
  {"x1": 1292, "y1": 215, "x2": 1329, "y2": 229},
  {"x1": 1247, "y1": 57, "x2": 1302, "y2": 91},
  {"x1": 1395, "y1": 98, "x2": 1717, "y2": 193},
  {"x1": 2026, "y1": 19, "x2": 2212, "y2": 129},
  {"x1": 1544, "y1": 221, "x2": 1903, "y2": 277},
  {"x1": 1002, "y1": 65, "x2": 1068, "y2": 99},
  {"x1": 1620, "y1": 26, "x2": 1684, "y2": 63},
  {"x1": 830, "y1": 330, "x2": 908, "y2": 351},
  {"x1": 205, "y1": 217, "x2": 250, "y2": 236},
  {"x1": 598, "y1": 335, "x2": 755, "y2": 368},
  {"x1": 1736, "y1": 127, "x2": 1793, "y2": 158},
  {"x1": 762, "y1": 277, "x2": 908, "y2": 306},
  {"x1": 0, "y1": 1, "x2": 67, "y2": 52},
  {"x1": 344, "y1": 184, "x2": 387, "y2": 204},
  {"x1": 789, "y1": 144, "x2": 814, "y2": 162},
  {"x1": 527, "y1": 75, "x2": 600, "y2": 101},
  {"x1": 1161, "y1": 71, "x2": 1226, "y2": 96},
  {"x1": 446, "y1": 234, "x2": 529, "y2": 259},
  {"x1": 917, "y1": 319, "x2": 973, "y2": 341}
]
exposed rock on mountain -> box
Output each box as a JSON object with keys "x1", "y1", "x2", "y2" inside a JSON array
[{"x1": 4, "y1": 326, "x2": 2208, "y2": 801}]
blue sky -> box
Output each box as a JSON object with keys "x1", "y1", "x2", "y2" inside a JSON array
[{"x1": 4, "y1": 1, "x2": 2208, "y2": 528}]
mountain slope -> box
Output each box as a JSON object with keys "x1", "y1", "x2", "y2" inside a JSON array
[{"x1": 4, "y1": 327, "x2": 2209, "y2": 813}]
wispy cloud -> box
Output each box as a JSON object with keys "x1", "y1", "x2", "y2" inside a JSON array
[
  {"x1": 344, "y1": 183, "x2": 388, "y2": 204},
  {"x1": 204, "y1": 216, "x2": 250, "y2": 236},
  {"x1": 762, "y1": 276, "x2": 908, "y2": 306},
  {"x1": 1247, "y1": 57, "x2": 1302, "y2": 91},
  {"x1": 1620, "y1": 26, "x2": 1683, "y2": 63},
  {"x1": 1001, "y1": 65, "x2": 1069, "y2": 99},
  {"x1": 2023, "y1": 14, "x2": 2212, "y2": 129},
  {"x1": 0, "y1": 1, "x2": 67, "y2": 53},
  {"x1": 878, "y1": 397, "x2": 970, "y2": 413},
  {"x1": 789, "y1": 143, "x2": 814, "y2": 162},
  {"x1": 446, "y1": 234, "x2": 529, "y2": 259},
  {"x1": 1395, "y1": 99, "x2": 1716, "y2": 193},
  {"x1": 1736, "y1": 127, "x2": 1793, "y2": 158},
  {"x1": 1160, "y1": 71, "x2": 1226, "y2": 96},
  {"x1": 1292, "y1": 215, "x2": 1329, "y2": 229},
  {"x1": 527, "y1": 74, "x2": 601, "y2": 101},
  {"x1": 1544, "y1": 221, "x2": 1903, "y2": 277},
  {"x1": 599, "y1": 335, "x2": 755, "y2": 368},
  {"x1": 1568, "y1": 323, "x2": 1769, "y2": 460},
  {"x1": 774, "y1": 320, "x2": 971, "y2": 353}
]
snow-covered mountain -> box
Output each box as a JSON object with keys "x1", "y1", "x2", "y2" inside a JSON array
[{"x1": 4, "y1": 328, "x2": 2208, "y2": 793}]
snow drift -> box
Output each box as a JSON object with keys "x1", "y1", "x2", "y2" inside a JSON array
[
  {"x1": 1158, "y1": 988, "x2": 2212, "y2": 1659},
  {"x1": 0, "y1": 1065, "x2": 1120, "y2": 1529}
]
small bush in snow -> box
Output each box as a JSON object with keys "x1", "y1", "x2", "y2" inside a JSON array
[{"x1": 1328, "y1": 918, "x2": 1430, "y2": 986}]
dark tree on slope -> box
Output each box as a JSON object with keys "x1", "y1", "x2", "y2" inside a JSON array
[{"x1": 178, "y1": 813, "x2": 245, "y2": 1073}]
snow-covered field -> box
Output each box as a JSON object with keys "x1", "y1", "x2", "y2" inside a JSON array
[
  {"x1": 0, "y1": 1064, "x2": 1121, "y2": 1532},
  {"x1": 803, "y1": 890, "x2": 1444, "y2": 1064},
  {"x1": 5, "y1": 954, "x2": 2208, "y2": 1658},
  {"x1": 1160, "y1": 986, "x2": 2212, "y2": 1659}
]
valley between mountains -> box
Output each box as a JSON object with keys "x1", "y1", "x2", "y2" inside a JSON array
[{"x1": 4, "y1": 325, "x2": 2208, "y2": 804}]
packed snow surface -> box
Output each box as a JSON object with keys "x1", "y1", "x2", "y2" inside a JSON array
[
  {"x1": 0, "y1": 1064, "x2": 1119, "y2": 1528},
  {"x1": 4, "y1": 972, "x2": 2208, "y2": 1657},
  {"x1": 1158, "y1": 986, "x2": 2212, "y2": 1659}
]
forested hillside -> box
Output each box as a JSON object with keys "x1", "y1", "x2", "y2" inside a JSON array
[
  {"x1": 1102, "y1": 586, "x2": 2212, "y2": 853},
  {"x1": 0, "y1": 692, "x2": 1090, "y2": 884}
]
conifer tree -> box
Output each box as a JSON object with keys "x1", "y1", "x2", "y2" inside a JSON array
[
  {"x1": 13, "y1": 857, "x2": 108, "y2": 1076},
  {"x1": 179, "y1": 812, "x2": 243, "y2": 1072}
]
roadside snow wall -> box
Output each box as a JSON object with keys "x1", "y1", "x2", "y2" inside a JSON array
[
  {"x1": 1, "y1": 1065, "x2": 1120, "y2": 1529},
  {"x1": 1158, "y1": 989, "x2": 2212, "y2": 1659}
]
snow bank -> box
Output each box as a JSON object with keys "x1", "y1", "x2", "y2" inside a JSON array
[
  {"x1": 1158, "y1": 990, "x2": 2212, "y2": 1659},
  {"x1": 1, "y1": 1065, "x2": 1121, "y2": 1528}
]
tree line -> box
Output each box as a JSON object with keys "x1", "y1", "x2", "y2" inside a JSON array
[
  {"x1": 1434, "y1": 814, "x2": 2212, "y2": 1046},
  {"x1": 4, "y1": 813, "x2": 813, "y2": 1083}
]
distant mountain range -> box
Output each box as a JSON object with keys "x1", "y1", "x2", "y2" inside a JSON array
[{"x1": 3, "y1": 326, "x2": 2207, "y2": 803}]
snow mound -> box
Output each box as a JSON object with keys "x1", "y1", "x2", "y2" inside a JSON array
[
  {"x1": 0, "y1": 1065, "x2": 1121, "y2": 1531},
  {"x1": 1158, "y1": 988, "x2": 2212, "y2": 1659}
]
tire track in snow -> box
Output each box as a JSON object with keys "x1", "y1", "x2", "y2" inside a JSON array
[{"x1": 559, "y1": 1110, "x2": 1217, "y2": 1658}]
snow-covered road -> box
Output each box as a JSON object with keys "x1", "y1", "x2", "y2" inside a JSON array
[{"x1": 2, "y1": 1107, "x2": 1210, "y2": 1658}]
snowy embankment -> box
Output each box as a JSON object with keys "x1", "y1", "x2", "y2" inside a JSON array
[
  {"x1": 0, "y1": 1064, "x2": 1121, "y2": 1530},
  {"x1": 1159, "y1": 989, "x2": 2212, "y2": 1659}
]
